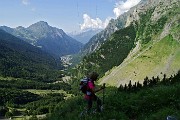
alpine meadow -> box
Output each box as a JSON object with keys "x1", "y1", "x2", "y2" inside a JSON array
[{"x1": 0, "y1": 0, "x2": 180, "y2": 120}]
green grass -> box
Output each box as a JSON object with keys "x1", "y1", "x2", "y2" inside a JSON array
[
  {"x1": 47, "y1": 77, "x2": 180, "y2": 120},
  {"x1": 25, "y1": 89, "x2": 73, "y2": 99},
  {"x1": 25, "y1": 89, "x2": 65, "y2": 95},
  {"x1": 100, "y1": 35, "x2": 180, "y2": 86},
  {"x1": 0, "y1": 76, "x2": 18, "y2": 81}
]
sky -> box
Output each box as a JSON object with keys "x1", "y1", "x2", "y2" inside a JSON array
[{"x1": 0, "y1": 0, "x2": 141, "y2": 33}]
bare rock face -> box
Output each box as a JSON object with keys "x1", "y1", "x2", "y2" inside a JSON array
[
  {"x1": 151, "y1": 0, "x2": 177, "y2": 21},
  {"x1": 170, "y1": 14, "x2": 180, "y2": 42}
]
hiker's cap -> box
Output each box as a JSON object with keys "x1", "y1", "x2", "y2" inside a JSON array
[{"x1": 88, "y1": 72, "x2": 99, "y2": 81}]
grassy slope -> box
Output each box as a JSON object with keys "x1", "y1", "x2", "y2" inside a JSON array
[
  {"x1": 99, "y1": 4, "x2": 180, "y2": 87},
  {"x1": 48, "y1": 75, "x2": 180, "y2": 120},
  {"x1": 100, "y1": 35, "x2": 180, "y2": 86}
]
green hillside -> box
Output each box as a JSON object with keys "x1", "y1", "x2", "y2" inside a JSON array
[
  {"x1": 48, "y1": 71, "x2": 180, "y2": 120},
  {"x1": 71, "y1": 0, "x2": 180, "y2": 86},
  {"x1": 100, "y1": 2, "x2": 180, "y2": 86},
  {"x1": 0, "y1": 29, "x2": 60, "y2": 81},
  {"x1": 100, "y1": 35, "x2": 180, "y2": 86},
  {"x1": 70, "y1": 24, "x2": 136, "y2": 79},
  {"x1": 0, "y1": 30, "x2": 73, "y2": 119}
]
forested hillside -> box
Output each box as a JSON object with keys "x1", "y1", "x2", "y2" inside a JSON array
[
  {"x1": 0, "y1": 29, "x2": 60, "y2": 80},
  {"x1": 0, "y1": 29, "x2": 73, "y2": 119},
  {"x1": 71, "y1": 24, "x2": 136, "y2": 78}
]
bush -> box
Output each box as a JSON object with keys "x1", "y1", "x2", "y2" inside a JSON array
[{"x1": 5, "y1": 111, "x2": 13, "y2": 118}]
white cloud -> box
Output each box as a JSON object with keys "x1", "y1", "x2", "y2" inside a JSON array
[
  {"x1": 113, "y1": 0, "x2": 141, "y2": 18},
  {"x1": 22, "y1": 0, "x2": 30, "y2": 5},
  {"x1": 80, "y1": 14, "x2": 111, "y2": 31},
  {"x1": 80, "y1": 0, "x2": 141, "y2": 31},
  {"x1": 104, "y1": 17, "x2": 112, "y2": 28}
]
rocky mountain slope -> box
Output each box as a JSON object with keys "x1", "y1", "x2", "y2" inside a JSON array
[
  {"x1": 72, "y1": 0, "x2": 180, "y2": 87},
  {"x1": 99, "y1": 0, "x2": 180, "y2": 86},
  {"x1": 82, "y1": 0, "x2": 149, "y2": 54},
  {"x1": 0, "y1": 21, "x2": 83, "y2": 58}
]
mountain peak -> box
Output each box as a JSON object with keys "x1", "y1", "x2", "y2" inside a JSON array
[
  {"x1": 27, "y1": 21, "x2": 52, "y2": 37},
  {"x1": 15, "y1": 26, "x2": 25, "y2": 30},
  {"x1": 36, "y1": 21, "x2": 49, "y2": 26},
  {"x1": 27, "y1": 21, "x2": 50, "y2": 31}
]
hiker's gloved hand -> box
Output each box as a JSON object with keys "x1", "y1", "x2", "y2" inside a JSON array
[{"x1": 101, "y1": 86, "x2": 105, "y2": 89}]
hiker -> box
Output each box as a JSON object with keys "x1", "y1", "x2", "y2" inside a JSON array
[{"x1": 83, "y1": 72, "x2": 105, "y2": 113}]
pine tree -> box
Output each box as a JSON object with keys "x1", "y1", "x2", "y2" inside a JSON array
[
  {"x1": 137, "y1": 81, "x2": 142, "y2": 89},
  {"x1": 143, "y1": 76, "x2": 149, "y2": 87},
  {"x1": 132, "y1": 82, "x2": 137, "y2": 91},
  {"x1": 128, "y1": 80, "x2": 132, "y2": 91},
  {"x1": 124, "y1": 84, "x2": 127, "y2": 91},
  {"x1": 118, "y1": 84, "x2": 124, "y2": 91}
]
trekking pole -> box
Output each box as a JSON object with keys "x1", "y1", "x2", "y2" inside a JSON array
[{"x1": 102, "y1": 83, "x2": 106, "y2": 105}]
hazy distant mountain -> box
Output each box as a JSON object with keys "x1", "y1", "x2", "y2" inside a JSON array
[
  {"x1": 0, "y1": 21, "x2": 83, "y2": 58},
  {"x1": 69, "y1": 29, "x2": 102, "y2": 44}
]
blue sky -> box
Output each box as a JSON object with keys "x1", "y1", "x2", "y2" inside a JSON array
[{"x1": 0, "y1": 0, "x2": 141, "y2": 32}]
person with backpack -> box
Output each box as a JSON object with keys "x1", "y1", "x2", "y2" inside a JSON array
[{"x1": 80, "y1": 72, "x2": 105, "y2": 113}]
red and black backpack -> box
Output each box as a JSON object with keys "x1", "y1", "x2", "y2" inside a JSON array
[{"x1": 79, "y1": 77, "x2": 90, "y2": 94}]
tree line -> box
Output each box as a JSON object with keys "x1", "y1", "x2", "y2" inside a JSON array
[
  {"x1": 118, "y1": 70, "x2": 180, "y2": 92},
  {"x1": 0, "y1": 79, "x2": 71, "y2": 91}
]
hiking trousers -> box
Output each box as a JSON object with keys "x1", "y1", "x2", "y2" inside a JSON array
[{"x1": 86, "y1": 95, "x2": 102, "y2": 112}]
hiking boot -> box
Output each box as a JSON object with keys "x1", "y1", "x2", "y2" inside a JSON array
[
  {"x1": 100, "y1": 105, "x2": 103, "y2": 111},
  {"x1": 92, "y1": 109, "x2": 97, "y2": 114},
  {"x1": 167, "y1": 116, "x2": 177, "y2": 120},
  {"x1": 97, "y1": 105, "x2": 103, "y2": 112}
]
